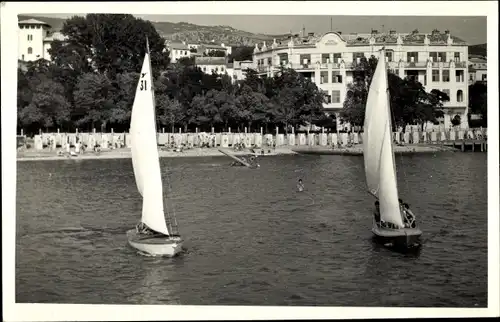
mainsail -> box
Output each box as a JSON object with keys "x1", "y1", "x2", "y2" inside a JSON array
[
  {"x1": 129, "y1": 49, "x2": 170, "y2": 236},
  {"x1": 363, "y1": 50, "x2": 404, "y2": 228}
]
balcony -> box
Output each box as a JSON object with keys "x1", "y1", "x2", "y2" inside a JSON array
[
  {"x1": 455, "y1": 61, "x2": 467, "y2": 68},
  {"x1": 403, "y1": 61, "x2": 427, "y2": 69}
]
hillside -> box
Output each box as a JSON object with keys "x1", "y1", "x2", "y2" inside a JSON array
[
  {"x1": 18, "y1": 15, "x2": 285, "y2": 46},
  {"x1": 468, "y1": 43, "x2": 487, "y2": 57}
]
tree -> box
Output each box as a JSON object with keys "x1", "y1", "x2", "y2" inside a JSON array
[
  {"x1": 340, "y1": 55, "x2": 446, "y2": 130},
  {"x1": 206, "y1": 50, "x2": 226, "y2": 57},
  {"x1": 190, "y1": 89, "x2": 236, "y2": 131},
  {"x1": 228, "y1": 46, "x2": 254, "y2": 63},
  {"x1": 73, "y1": 72, "x2": 116, "y2": 130},
  {"x1": 157, "y1": 96, "x2": 185, "y2": 133},
  {"x1": 235, "y1": 84, "x2": 270, "y2": 131},
  {"x1": 469, "y1": 82, "x2": 487, "y2": 127},
  {"x1": 18, "y1": 75, "x2": 70, "y2": 131},
  {"x1": 49, "y1": 14, "x2": 169, "y2": 78}
]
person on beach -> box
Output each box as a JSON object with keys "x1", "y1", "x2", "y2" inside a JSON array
[{"x1": 297, "y1": 179, "x2": 304, "y2": 192}]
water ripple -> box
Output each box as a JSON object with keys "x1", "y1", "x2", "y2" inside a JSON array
[{"x1": 15, "y1": 153, "x2": 487, "y2": 306}]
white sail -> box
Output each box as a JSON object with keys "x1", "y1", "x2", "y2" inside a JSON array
[
  {"x1": 130, "y1": 52, "x2": 170, "y2": 236},
  {"x1": 363, "y1": 50, "x2": 404, "y2": 228}
]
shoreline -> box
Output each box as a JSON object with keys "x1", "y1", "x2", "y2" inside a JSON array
[
  {"x1": 16, "y1": 147, "x2": 297, "y2": 162},
  {"x1": 291, "y1": 144, "x2": 458, "y2": 156},
  {"x1": 16, "y1": 144, "x2": 458, "y2": 161}
]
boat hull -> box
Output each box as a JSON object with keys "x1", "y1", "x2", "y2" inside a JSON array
[
  {"x1": 126, "y1": 229, "x2": 183, "y2": 257},
  {"x1": 372, "y1": 221, "x2": 422, "y2": 250}
]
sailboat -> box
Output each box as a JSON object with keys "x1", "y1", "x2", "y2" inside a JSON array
[
  {"x1": 363, "y1": 49, "x2": 422, "y2": 250},
  {"x1": 126, "y1": 38, "x2": 183, "y2": 257}
]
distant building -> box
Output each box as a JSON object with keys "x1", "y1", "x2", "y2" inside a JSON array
[
  {"x1": 252, "y1": 28, "x2": 470, "y2": 129},
  {"x1": 166, "y1": 42, "x2": 191, "y2": 63},
  {"x1": 194, "y1": 56, "x2": 228, "y2": 75},
  {"x1": 17, "y1": 18, "x2": 66, "y2": 62},
  {"x1": 226, "y1": 60, "x2": 253, "y2": 83},
  {"x1": 198, "y1": 43, "x2": 232, "y2": 56},
  {"x1": 468, "y1": 57, "x2": 487, "y2": 84}
]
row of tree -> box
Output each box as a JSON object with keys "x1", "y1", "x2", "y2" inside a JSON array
[{"x1": 17, "y1": 14, "x2": 484, "y2": 137}]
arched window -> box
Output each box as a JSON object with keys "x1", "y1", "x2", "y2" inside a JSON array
[
  {"x1": 27, "y1": 47, "x2": 33, "y2": 54},
  {"x1": 457, "y1": 90, "x2": 463, "y2": 102}
]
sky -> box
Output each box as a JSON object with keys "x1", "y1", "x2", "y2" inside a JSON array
[{"x1": 34, "y1": 14, "x2": 487, "y2": 45}]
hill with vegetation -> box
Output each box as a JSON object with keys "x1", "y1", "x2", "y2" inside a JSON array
[
  {"x1": 468, "y1": 43, "x2": 487, "y2": 57},
  {"x1": 18, "y1": 15, "x2": 285, "y2": 46}
]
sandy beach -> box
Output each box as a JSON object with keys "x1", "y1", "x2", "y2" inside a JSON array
[
  {"x1": 292, "y1": 144, "x2": 457, "y2": 155},
  {"x1": 16, "y1": 147, "x2": 297, "y2": 162},
  {"x1": 16, "y1": 143, "x2": 458, "y2": 161}
]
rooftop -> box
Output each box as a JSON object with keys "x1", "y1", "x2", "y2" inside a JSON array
[
  {"x1": 168, "y1": 42, "x2": 190, "y2": 50},
  {"x1": 18, "y1": 18, "x2": 51, "y2": 27},
  {"x1": 255, "y1": 29, "x2": 467, "y2": 50},
  {"x1": 195, "y1": 56, "x2": 227, "y2": 66}
]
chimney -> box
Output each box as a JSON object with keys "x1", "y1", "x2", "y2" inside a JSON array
[
  {"x1": 389, "y1": 29, "x2": 396, "y2": 35},
  {"x1": 302, "y1": 25, "x2": 306, "y2": 37}
]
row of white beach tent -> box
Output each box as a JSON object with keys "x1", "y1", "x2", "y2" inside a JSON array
[{"x1": 30, "y1": 128, "x2": 486, "y2": 151}]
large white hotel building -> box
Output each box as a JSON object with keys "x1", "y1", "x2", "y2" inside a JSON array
[{"x1": 252, "y1": 29, "x2": 470, "y2": 129}]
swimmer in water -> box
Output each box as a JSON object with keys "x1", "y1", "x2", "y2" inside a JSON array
[{"x1": 297, "y1": 179, "x2": 304, "y2": 192}]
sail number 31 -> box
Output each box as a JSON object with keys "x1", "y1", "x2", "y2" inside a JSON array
[{"x1": 140, "y1": 80, "x2": 147, "y2": 91}]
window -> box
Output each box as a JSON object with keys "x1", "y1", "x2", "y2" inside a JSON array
[
  {"x1": 353, "y1": 52, "x2": 364, "y2": 64},
  {"x1": 300, "y1": 54, "x2": 311, "y2": 65},
  {"x1": 332, "y1": 90, "x2": 341, "y2": 103},
  {"x1": 321, "y1": 54, "x2": 329, "y2": 64},
  {"x1": 333, "y1": 53, "x2": 342, "y2": 63},
  {"x1": 429, "y1": 52, "x2": 437, "y2": 62},
  {"x1": 332, "y1": 71, "x2": 342, "y2": 83},
  {"x1": 320, "y1": 71, "x2": 328, "y2": 84},
  {"x1": 454, "y1": 52, "x2": 461, "y2": 62},
  {"x1": 442, "y1": 70, "x2": 450, "y2": 82},
  {"x1": 438, "y1": 52, "x2": 447, "y2": 62},
  {"x1": 455, "y1": 70, "x2": 464, "y2": 82},
  {"x1": 220, "y1": 67, "x2": 224, "y2": 72},
  {"x1": 482, "y1": 74, "x2": 487, "y2": 81},
  {"x1": 432, "y1": 70, "x2": 440, "y2": 82},
  {"x1": 469, "y1": 74, "x2": 473, "y2": 81},
  {"x1": 442, "y1": 89, "x2": 450, "y2": 98},
  {"x1": 456, "y1": 90, "x2": 463, "y2": 102},
  {"x1": 423, "y1": 74, "x2": 427, "y2": 86},
  {"x1": 27, "y1": 47, "x2": 33, "y2": 54},
  {"x1": 407, "y1": 52, "x2": 419, "y2": 63},
  {"x1": 267, "y1": 58, "x2": 272, "y2": 65},
  {"x1": 325, "y1": 95, "x2": 332, "y2": 104},
  {"x1": 385, "y1": 51, "x2": 393, "y2": 62},
  {"x1": 21, "y1": 54, "x2": 24, "y2": 60},
  {"x1": 215, "y1": 67, "x2": 219, "y2": 72},
  {"x1": 27, "y1": 34, "x2": 33, "y2": 41}
]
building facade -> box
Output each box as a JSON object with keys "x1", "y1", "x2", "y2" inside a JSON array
[
  {"x1": 252, "y1": 29, "x2": 470, "y2": 129},
  {"x1": 468, "y1": 57, "x2": 487, "y2": 84},
  {"x1": 194, "y1": 56, "x2": 228, "y2": 75},
  {"x1": 226, "y1": 60, "x2": 254, "y2": 83},
  {"x1": 167, "y1": 42, "x2": 191, "y2": 63},
  {"x1": 17, "y1": 19, "x2": 66, "y2": 62}
]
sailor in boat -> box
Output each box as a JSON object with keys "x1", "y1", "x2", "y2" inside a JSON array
[
  {"x1": 136, "y1": 222, "x2": 162, "y2": 236},
  {"x1": 402, "y1": 203, "x2": 417, "y2": 228},
  {"x1": 374, "y1": 199, "x2": 399, "y2": 229},
  {"x1": 297, "y1": 179, "x2": 305, "y2": 192},
  {"x1": 373, "y1": 200, "x2": 381, "y2": 223}
]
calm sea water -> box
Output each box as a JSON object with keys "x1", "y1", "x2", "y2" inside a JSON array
[{"x1": 15, "y1": 152, "x2": 487, "y2": 307}]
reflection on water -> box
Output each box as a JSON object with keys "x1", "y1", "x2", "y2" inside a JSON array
[{"x1": 16, "y1": 153, "x2": 487, "y2": 306}]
